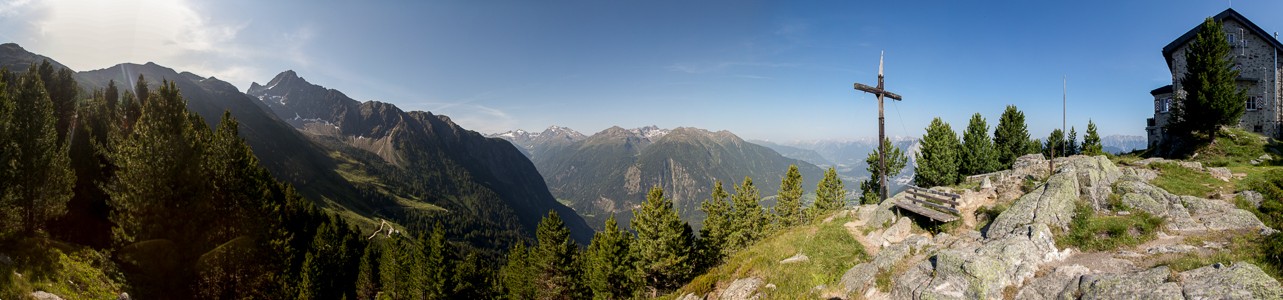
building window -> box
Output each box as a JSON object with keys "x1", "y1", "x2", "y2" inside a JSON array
[
  {"x1": 1255, "y1": 125, "x2": 1263, "y2": 133},
  {"x1": 1228, "y1": 33, "x2": 1237, "y2": 46},
  {"x1": 1156, "y1": 98, "x2": 1171, "y2": 113},
  {"x1": 1248, "y1": 96, "x2": 1261, "y2": 111}
]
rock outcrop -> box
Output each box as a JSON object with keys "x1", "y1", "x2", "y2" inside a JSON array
[{"x1": 833, "y1": 155, "x2": 1282, "y2": 299}]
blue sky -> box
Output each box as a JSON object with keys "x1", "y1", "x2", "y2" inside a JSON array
[{"x1": 2, "y1": 0, "x2": 1280, "y2": 141}]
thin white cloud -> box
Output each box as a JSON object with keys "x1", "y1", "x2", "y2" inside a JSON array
[{"x1": 5, "y1": 0, "x2": 309, "y2": 90}]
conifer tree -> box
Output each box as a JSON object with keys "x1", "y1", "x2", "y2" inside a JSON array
[
  {"x1": 698, "y1": 181, "x2": 732, "y2": 264},
  {"x1": 632, "y1": 186, "x2": 696, "y2": 297},
  {"x1": 860, "y1": 138, "x2": 907, "y2": 204},
  {"x1": 530, "y1": 211, "x2": 583, "y2": 300},
  {"x1": 993, "y1": 105, "x2": 1031, "y2": 167},
  {"x1": 424, "y1": 224, "x2": 452, "y2": 299},
  {"x1": 107, "y1": 79, "x2": 211, "y2": 245},
  {"x1": 1043, "y1": 129, "x2": 1065, "y2": 159},
  {"x1": 811, "y1": 167, "x2": 847, "y2": 215},
  {"x1": 355, "y1": 241, "x2": 383, "y2": 300},
  {"x1": 499, "y1": 243, "x2": 535, "y2": 300},
  {"x1": 35, "y1": 61, "x2": 77, "y2": 141},
  {"x1": 7, "y1": 65, "x2": 74, "y2": 235},
  {"x1": 915, "y1": 118, "x2": 961, "y2": 187},
  {"x1": 1082, "y1": 120, "x2": 1104, "y2": 156},
  {"x1": 727, "y1": 177, "x2": 768, "y2": 251},
  {"x1": 774, "y1": 164, "x2": 804, "y2": 227},
  {"x1": 585, "y1": 215, "x2": 639, "y2": 300},
  {"x1": 1027, "y1": 138, "x2": 1043, "y2": 155},
  {"x1": 0, "y1": 74, "x2": 12, "y2": 234},
  {"x1": 961, "y1": 113, "x2": 999, "y2": 175},
  {"x1": 105, "y1": 79, "x2": 119, "y2": 113},
  {"x1": 1173, "y1": 17, "x2": 1247, "y2": 142},
  {"x1": 1068, "y1": 127, "x2": 1080, "y2": 155}
]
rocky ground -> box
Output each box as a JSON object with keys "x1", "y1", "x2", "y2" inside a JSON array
[{"x1": 691, "y1": 154, "x2": 1283, "y2": 299}]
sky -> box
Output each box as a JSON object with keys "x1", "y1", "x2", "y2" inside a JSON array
[{"x1": 2, "y1": 0, "x2": 1280, "y2": 142}]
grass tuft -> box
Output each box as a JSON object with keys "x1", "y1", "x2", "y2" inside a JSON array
[
  {"x1": 1150, "y1": 162, "x2": 1230, "y2": 198},
  {"x1": 674, "y1": 214, "x2": 868, "y2": 298},
  {"x1": 1056, "y1": 202, "x2": 1164, "y2": 251}
]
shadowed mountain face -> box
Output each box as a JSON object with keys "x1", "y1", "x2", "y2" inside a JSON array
[
  {"x1": 247, "y1": 70, "x2": 593, "y2": 244},
  {"x1": 529, "y1": 126, "x2": 824, "y2": 230}
]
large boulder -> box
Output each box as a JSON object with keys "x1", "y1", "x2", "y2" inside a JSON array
[
  {"x1": 1075, "y1": 266, "x2": 1183, "y2": 299},
  {"x1": 720, "y1": 277, "x2": 764, "y2": 300},
  {"x1": 1180, "y1": 262, "x2": 1283, "y2": 299},
  {"x1": 986, "y1": 169, "x2": 1079, "y2": 239},
  {"x1": 896, "y1": 224, "x2": 1066, "y2": 299},
  {"x1": 1116, "y1": 178, "x2": 1272, "y2": 234}
]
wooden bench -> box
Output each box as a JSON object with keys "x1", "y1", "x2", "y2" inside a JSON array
[{"x1": 893, "y1": 186, "x2": 961, "y2": 222}]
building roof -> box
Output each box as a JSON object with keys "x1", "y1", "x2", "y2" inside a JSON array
[
  {"x1": 1162, "y1": 8, "x2": 1283, "y2": 68},
  {"x1": 1150, "y1": 85, "x2": 1173, "y2": 95}
]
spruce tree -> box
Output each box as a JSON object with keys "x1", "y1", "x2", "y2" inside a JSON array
[
  {"x1": 993, "y1": 105, "x2": 1031, "y2": 168},
  {"x1": 585, "y1": 215, "x2": 639, "y2": 300},
  {"x1": 8, "y1": 65, "x2": 74, "y2": 235},
  {"x1": 105, "y1": 79, "x2": 119, "y2": 114},
  {"x1": 1082, "y1": 120, "x2": 1104, "y2": 156},
  {"x1": 774, "y1": 165, "x2": 804, "y2": 227},
  {"x1": 1174, "y1": 17, "x2": 1247, "y2": 141},
  {"x1": 1043, "y1": 129, "x2": 1065, "y2": 159},
  {"x1": 915, "y1": 117, "x2": 961, "y2": 187},
  {"x1": 36, "y1": 60, "x2": 77, "y2": 141},
  {"x1": 698, "y1": 180, "x2": 732, "y2": 264},
  {"x1": 811, "y1": 167, "x2": 847, "y2": 215},
  {"x1": 727, "y1": 177, "x2": 768, "y2": 251},
  {"x1": 961, "y1": 113, "x2": 999, "y2": 175},
  {"x1": 531, "y1": 211, "x2": 584, "y2": 300},
  {"x1": 631, "y1": 186, "x2": 696, "y2": 297},
  {"x1": 859, "y1": 138, "x2": 907, "y2": 204}
]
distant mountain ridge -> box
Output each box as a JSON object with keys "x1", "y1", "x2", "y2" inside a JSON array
[
  {"x1": 504, "y1": 125, "x2": 825, "y2": 230},
  {"x1": 1101, "y1": 135, "x2": 1147, "y2": 154},
  {"x1": 247, "y1": 70, "x2": 594, "y2": 244}
]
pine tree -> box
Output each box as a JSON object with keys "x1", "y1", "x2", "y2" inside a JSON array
[
  {"x1": 106, "y1": 79, "x2": 211, "y2": 245},
  {"x1": 993, "y1": 105, "x2": 1031, "y2": 168},
  {"x1": 585, "y1": 215, "x2": 638, "y2": 300},
  {"x1": 915, "y1": 117, "x2": 961, "y2": 187},
  {"x1": 533, "y1": 211, "x2": 584, "y2": 299},
  {"x1": 105, "y1": 80, "x2": 119, "y2": 114},
  {"x1": 1174, "y1": 17, "x2": 1247, "y2": 142},
  {"x1": 774, "y1": 164, "x2": 804, "y2": 227},
  {"x1": 698, "y1": 181, "x2": 732, "y2": 264},
  {"x1": 1043, "y1": 129, "x2": 1065, "y2": 159},
  {"x1": 424, "y1": 224, "x2": 452, "y2": 299},
  {"x1": 960, "y1": 113, "x2": 999, "y2": 176},
  {"x1": 1027, "y1": 138, "x2": 1043, "y2": 155},
  {"x1": 355, "y1": 241, "x2": 383, "y2": 300},
  {"x1": 36, "y1": 60, "x2": 77, "y2": 141},
  {"x1": 811, "y1": 167, "x2": 847, "y2": 215},
  {"x1": 7, "y1": 65, "x2": 74, "y2": 235},
  {"x1": 860, "y1": 138, "x2": 908, "y2": 204},
  {"x1": 1082, "y1": 120, "x2": 1104, "y2": 156},
  {"x1": 499, "y1": 243, "x2": 535, "y2": 300},
  {"x1": 727, "y1": 177, "x2": 768, "y2": 251},
  {"x1": 1067, "y1": 126, "x2": 1077, "y2": 155},
  {"x1": 0, "y1": 73, "x2": 13, "y2": 234},
  {"x1": 631, "y1": 186, "x2": 696, "y2": 297}
]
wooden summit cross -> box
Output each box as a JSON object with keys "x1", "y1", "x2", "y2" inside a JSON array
[{"x1": 853, "y1": 51, "x2": 902, "y2": 201}]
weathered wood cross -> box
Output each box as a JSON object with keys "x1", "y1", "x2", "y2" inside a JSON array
[{"x1": 853, "y1": 51, "x2": 902, "y2": 201}]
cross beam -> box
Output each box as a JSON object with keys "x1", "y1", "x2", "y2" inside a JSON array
[{"x1": 853, "y1": 51, "x2": 903, "y2": 202}]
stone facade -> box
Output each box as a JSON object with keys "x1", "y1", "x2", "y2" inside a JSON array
[{"x1": 1147, "y1": 8, "x2": 1283, "y2": 148}]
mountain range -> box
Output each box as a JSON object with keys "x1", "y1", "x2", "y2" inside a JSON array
[
  {"x1": 1101, "y1": 134, "x2": 1147, "y2": 154},
  {"x1": 493, "y1": 125, "x2": 824, "y2": 230},
  {"x1": 0, "y1": 43, "x2": 592, "y2": 250}
]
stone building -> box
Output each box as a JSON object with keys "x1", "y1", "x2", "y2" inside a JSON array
[{"x1": 1146, "y1": 8, "x2": 1283, "y2": 148}]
